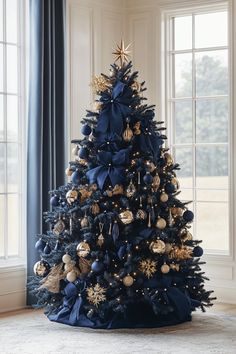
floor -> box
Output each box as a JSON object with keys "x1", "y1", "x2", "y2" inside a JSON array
[{"x1": 0, "y1": 303, "x2": 235, "y2": 354}]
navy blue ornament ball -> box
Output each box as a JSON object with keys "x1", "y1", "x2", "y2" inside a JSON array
[
  {"x1": 43, "y1": 243, "x2": 51, "y2": 254},
  {"x1": 81, "y1": 124, "x2": 92, "y2": 136},
  {"x1": 165, "y1": 183, "x2": 175, "y2": 194},
  {"x1": 50, "y1": 195, "x2": 59, "y2": 207},
  {"x1": 78, "y1": 147, "x2": 88, "y2": 159},
  {"x1": 143, "y1": 173, "x2": 153, "y2": 185},
  {"x1": 35, "y1": 239, "x2": 46, "y2": 252},
  {"x1": 91, "y1": 260, "x2": 104, "y2": 273},
  {"x1": 183, "y1": 210, "x2": 194, "y2": 222},
  {"x1": 71, "y1": 170, "x2": 80, "y2": 184},
  {"x1": 193, "y1": 246, "x2": 203, "y2": 257}
]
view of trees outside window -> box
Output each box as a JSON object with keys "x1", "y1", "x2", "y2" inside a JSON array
[{"x1": 169, "y1": 10, "x2": 229, "y2": 253}]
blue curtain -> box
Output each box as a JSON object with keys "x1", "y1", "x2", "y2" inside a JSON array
[{"x1": 27, "y1": 0, "x2": 67, "y2": 304}]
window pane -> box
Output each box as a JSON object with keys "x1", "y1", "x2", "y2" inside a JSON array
[
  {"x1": 174, "y1": 100, "x2": 192, "y2": 144},
  {"x1": 195, "y1": 12, "x2": 227, "y2": 48},
  {"x1": 196, "y1": 98, "x2": 228, "y2": 143},
  {"x1": 174, "y1": 53, "x2": 192, "y2": 97},
  {"x1": 7, "y1": 142, "x2": 18, "y2": 193},
  {"x1": 6, "y1": 45, "x2": 18, "y2": 93},
  {"x1": 0, "y1": 142, "x2": 5, "y2": 193},
  {"x1": 0, "y1": 195, "x2": 5, "y2": 257},
  {"x1": 179, "y1": 189, "x2": 193, "y2": 202},
  {"x1": 196, "y1": 50, "x2": 228, "y2": 96},
  {"x1": 0, "y1": 44, "x2": 3, "y2": 92},
  {"x1": 174, "y1": 16, "x2": 192, "y2": 50},
  {"x1": 0, "y1": 94, "x2": 4, "y2": 141},
  {"x1": 196, "y1": 189, "x2": 228, "y2": 202},
  {"x1": 196, "y1": 202, "x2": 229, "y2": 252},
  {"x1": 7, "y1": 194, "x2": 19, "y2": 256},
  {"x1": 0, "y1": 0, "x2": 3, "y2": 42},
  {"x1": 196, "y1": 145, "x2": 228, "y2": 189},
  {"x1": 174, "y1": 147, "x2": 193, "y2": 188},
  {"x1": 7, "y1": 95, "x2": 18, "y2": 141},
  {"x1": 6, "y1": 0, "x2": 18, "y2": 44}
]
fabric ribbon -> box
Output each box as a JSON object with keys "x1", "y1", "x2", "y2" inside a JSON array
[
  {"x1": 96, "y1": 81, "x2": 133, "y2": 135},
  {"x1": 86, "y1": 149, "x2": 129, "y2": 189}
]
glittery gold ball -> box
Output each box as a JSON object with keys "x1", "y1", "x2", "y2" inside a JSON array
[
  {"x1": 66, "y1": 189, "x2": 78, "y2": 204},
  {"x1": 160, "y1": 192, "x2": 168, "y2": 202},
  {"x1": 171, "y1": 207, "x2": 183, "y2": 216},
  {"x1": 123, "y1": 275, "x2": 134, "y2": 287},
  {"x1": 119, "y1": 210, "x2": 134, "y2": 224},
  {"x1": 156, "y1": 218, "x2": 166, "y2": 229},
  {"x1": 180, "y1": 230, "x2": 193, "y2": 242},
  {"x1": 161, "y1": 264, "x2": 170, "y2": 274},
  {"x1": 149, "y1": 239, "x2": 166, "y2": 254},
  {"x1": 76, "y1": 242, "x2": 90, "y2": 257}
]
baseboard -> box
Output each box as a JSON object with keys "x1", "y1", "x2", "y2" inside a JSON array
[
  {"x1": 0, "y1": 289, "x2": 26, "y2": 313},
  {"x1": 207, "y1": 285, "x2": 236, "y2": 304}
]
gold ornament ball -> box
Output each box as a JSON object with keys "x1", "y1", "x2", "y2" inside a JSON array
[
  {"x1": 164, "y1": 152, "x2": 174, "y2": 166},
  {"x1": 160, "y1": 192, "x2": 168, "y2": 202},
  {"x1": 119, "y1": 210, "x2": 134, "y2": 224},
  {"x1": 76, "y1": 241, "x2": 90, "y2": 257},
  {"x1": 156, "y1": 218, "x2": 166, "y2": 229},
  {"x1": 123, "y1": 275, "x2": 134, "y2": 287},
  {"x1": 180, "y1": 230, "x2": 193, "y2": 242},
  {"x1": 171, "y1": 207, "x2": 183, "y2": 216},
  {"x1": 161, "y1": 264, "x2": 170, "y2": 274},
  {"x1": 123, "y1": 124, "x2": 133, "y2": 142},
  {"x1": 149, "y1": 240, "x2": 166, "y2": 254},
  {"x1": 146, "y1": 161, "x2": 156, "y2": 172},
  {"x1": 66, "y1": 189, "x2": 78, "y2": 204},
  {"x1": 62, "y1": 254, "x2": 72, "y2": 264},
  {"x1": 33, "y1": 260, "x2": 50, "y2": 277},
  {"x1": 66, "y1": 270, "x2": 77, "y2": 283}
]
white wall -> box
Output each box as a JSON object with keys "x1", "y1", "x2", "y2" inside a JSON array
[{"x1": 67, "y1": 0, "x2": 236, "y2": 303}]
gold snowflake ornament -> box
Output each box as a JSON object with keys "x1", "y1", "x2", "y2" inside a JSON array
[
  {"x1": 139, "y1": 259, "x2": 157, "y2": 278},
  {"x1": 86, "y1": 283, "x2": 106, "y2": 307},
  {"x1": 112, "y1": 40, "x2": 131, "y2": 66},
  {"x1": 91, "y1": 75, "x2": 111, "y2": 94}
]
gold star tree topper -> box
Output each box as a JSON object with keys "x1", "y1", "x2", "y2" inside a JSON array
[{"x1": 112, "y1": 40, "x2": 131, "y2": 66}]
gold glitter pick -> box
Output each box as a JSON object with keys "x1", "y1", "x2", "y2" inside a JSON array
[{"x1": 112, "y1": 40, "x2": 131, "y2": 66}]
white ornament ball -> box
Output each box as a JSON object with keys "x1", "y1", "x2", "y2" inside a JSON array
[
  {"x1": 62, "y1": 254, "x2": 72, "y2": 264},
  {"x1": 123, "y1": 275, "x2": 134, "y2": 287},
  {"x1": 66, "y1": 270, "x2": 77, "y2": 283}
]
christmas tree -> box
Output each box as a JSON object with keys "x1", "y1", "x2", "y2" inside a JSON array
[{"x1": 29, "y1": 41, "x2": 215, "y2": 329}]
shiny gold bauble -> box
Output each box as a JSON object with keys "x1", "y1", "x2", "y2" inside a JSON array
[
  {"x1": 149, "y1": 239, "x2": 166, "y2": 254},
  {"x1": 66, "y1": 270, "x2": 77, "y2": 282},
  {"x1": 53, "y1": 219, "x2": 65, "y2": 236},
  {"x1": 164, "y1": 152, "x2": 174, "y2": 166},
  {"x1": 66, "y1": 189, "x2": 78, "y2": 204},
  {"x1": 65, "y1": 167, "x2": 73, "y2": 176},
  {"x1": 62, "y1": 254, "x2": 72, "y2": 264},
  {"x1": 165, "y1": 243, "x2": 173, "y2": 254},
  {"x1": 146, "y1": 161, "x2": 156, "y2": 172},
  {"x1": 81, "y1": 216, "x2": 89, "y2": 228},
  {"x1": 171, "y1": 207, "x2": 183, "y2": 216},
  {"x1": 156, "y1": 217, "x2": 166, "y2": 229},
  {"x1": 33, "y1": 260, "x2": 50, "y2": 277},
  {"x1": 123, "y1": 275, "x2": 134, "y2": 287},
  {"x1": 161, "y1": 263, "x2": 170, "y2": 274},
  {"x1": 119, "y1": 210, "x2": 134, "y2": 224},
  {"x1": 123, "y1": 124, "x2": 133, "y2": 142},
  {"x1": 179, "y1": 229, "x2": 193, "y2": 242},
  {"x1": 136, "y1": 209, "x2": 147, "y2": 220},
  {"x1": 91, "y1": 202, "x2": 100, "y2": 215},
  {"x1": 76, "y1": 241, "x2": 90, "y2": 257},
  {"x1": 160, "y1": 192, "x2": 168, "y2": 202}
]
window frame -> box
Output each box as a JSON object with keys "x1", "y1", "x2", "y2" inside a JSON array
[
  {"x1": 161, "y1": 0, "x2": 233, "y2": 260},
  {"x1": 0, "y1": 0, "x2": 27, "y2": 268}
]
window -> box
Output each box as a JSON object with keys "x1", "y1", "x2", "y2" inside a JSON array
[
  {"x1": 0, "y1": 0, "x2": 27, "y2": 265},
  {"x1": 164, "y1": 5, "x2": 230, "y2": 254}
]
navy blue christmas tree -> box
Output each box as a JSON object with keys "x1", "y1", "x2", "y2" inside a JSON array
[{"x1": 29, "y1": 41, "x2": 215, "y2": 329}]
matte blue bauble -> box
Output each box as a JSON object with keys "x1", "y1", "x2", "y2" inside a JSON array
[
  {"x1": 50, "y1": 195, "x2": 59, "y2": 207},
  {"x1": 165, "y1": 183, "x2": 175, "y2": 194},
  {"x1": 183, "y1": 210, "x2": 194, "y2": 222},
  {"x1": 71, "y1": 170, "x2": 80, "y2": 184},
  {"x1": 91, "y1": 260, "x2": 104, "y2": 273},
  {"x1": 78, "y1": 147, "x2": 88, "y2": 159},
  {"x1": 35, "y1": 239, "x2": 46, "y2": 252},
  {"x1": 193, "y1": 246, "x2": 203, "y2": 257},
  {"x1": 43, "y1": 243, "x2": 51, "y2": 254},
  {"x1": 81, "y1": 124, "x2": 92, "y2": 136},
  {"x1": 143, "y1": 173, "x2": 153, "y2": 184}
]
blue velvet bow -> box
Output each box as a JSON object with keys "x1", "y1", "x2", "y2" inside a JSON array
[
  {"x1": 86, "y1": 149, "x2": 129, "y2": 189},
  {"x1": 96, "y1": 81, "x2": 133, "y2": 135},
  {"x1": 94, "y1": 132, "x2": 121, "y2": 151}
]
